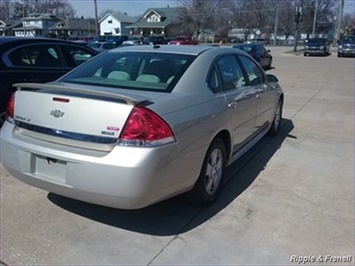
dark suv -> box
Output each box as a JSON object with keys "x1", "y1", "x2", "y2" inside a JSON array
[
  {"x1": 338, "y1": 35, "x2": 355, "y2": 57},
  {"x1": 304, "y1": 38, "x2": 330, "y2": 56},
  {"x1": 106, "y1": 35, "x2": 129, "y2": 46},
  {"x1": 143, "y1": 35, "x2": 169, "y2": 45}
]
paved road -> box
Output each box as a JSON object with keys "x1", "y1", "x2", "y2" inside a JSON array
[{"x1": 1, "y1": 47, "x2": 354, "y2": 265}]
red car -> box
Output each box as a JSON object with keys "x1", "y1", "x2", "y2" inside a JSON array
[{"x1": 168, "y1": 36, "x2": 198, "y2": 45}]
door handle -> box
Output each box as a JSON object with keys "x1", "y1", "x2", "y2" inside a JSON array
[{"x1": 228, "y1": 102, "x2": 238, "y2": 109}]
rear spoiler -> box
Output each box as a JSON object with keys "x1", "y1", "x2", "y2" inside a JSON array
[{"x1": 13, "y1": 82, "x2": 145, "y2": 105}]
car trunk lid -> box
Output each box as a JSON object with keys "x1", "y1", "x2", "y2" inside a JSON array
[{"x1": 12, "y1": 83, "x2": 150, "y2": 151}]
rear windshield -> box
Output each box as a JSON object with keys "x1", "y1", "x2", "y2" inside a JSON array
[
  {"x1": 59, "y1": 51, "x2": 196, "y2": 92},
  {"x1": 234, "y1": 45, "x2": 254, "y2": 52}
]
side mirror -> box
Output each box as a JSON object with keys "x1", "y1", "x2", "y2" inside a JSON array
[{"x1": 266, "y1": 74, "x2": 278, "y2": 83}]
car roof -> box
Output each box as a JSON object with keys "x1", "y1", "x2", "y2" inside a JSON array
[
  {"x1": 235, "y1": 43, "x2": 260, "y2": 47},
  {"x1": 0, "y1": 36, "x2": 99, "y2": 56},
  {"x1": 108, "y1": 44, "x2": 218, "y2": 56},
  {"x1": 0, "y1": 36, "x2": 79, "y2": 45}
]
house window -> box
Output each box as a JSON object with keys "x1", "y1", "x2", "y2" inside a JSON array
[
  {"x1": 148, "y1": 14, "x2": 160, "y2": 22},
  {"x1": 108, "y1": 19, "x2": 112, "y2": 24}
]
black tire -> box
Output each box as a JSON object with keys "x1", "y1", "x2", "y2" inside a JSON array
[
  {"x1": 338, "y1": 53, "x2": 342, "y2": 57},
  {"x1": 304, "y1": 53, "x2": 307, "y2": 56},
  {"x1": 190, "y1": 138, "x2": 227, "y2": 206},
  {"x1": 267, "y1": 58, "x2": 272, "y2": 69},
  {"x1": 268, "y1": 100, "x2": 283, "y2": 136}
]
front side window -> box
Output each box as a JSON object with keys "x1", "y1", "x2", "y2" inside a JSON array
[
  {"x1": 61, "y1": 45, "x2": 97, "y2": 67},
  {"x1": 9, "y1": 44, "x2": 64, "y2": 67},
  {"x1": 59, "y1": 51, "x2": 196, "y2": 92},
  {"x1": 238, "y1": 55, "x2": 264, "y2": 86}
]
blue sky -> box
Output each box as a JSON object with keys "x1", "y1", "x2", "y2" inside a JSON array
[{"x1": 68, "y1": 0, "x2": 179, "y2": 18}]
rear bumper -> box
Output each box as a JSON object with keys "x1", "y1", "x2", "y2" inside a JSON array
[{"x1": 1, "y1": 122, "x2": 202, "y2": 209}]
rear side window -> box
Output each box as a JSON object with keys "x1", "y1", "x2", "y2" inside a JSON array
[
  {"x1": 59, "y1": 51, "x2": 195, "y2": 92},
  {"x1": 9, "y1": 44, "x2": 65, "y2": 67}
]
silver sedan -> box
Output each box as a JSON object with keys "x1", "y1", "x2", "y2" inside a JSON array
[{"x1": 1, "y1": 45, "x2": 284, "y2": 209}]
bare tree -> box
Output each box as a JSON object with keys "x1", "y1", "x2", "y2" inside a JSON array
[
  {"x1": 0, "y1": 0, "x2": 12, "y2": 20},
  {"x1": 343, "y1": 13, "x2": 354, "y2": 28},
  {"x1": 265, "y1": 0, "x2": 297, "y2": 37},
  {"x1": 8, "y1": 0, "x2": 75, "y2": 19},
  {"x1": 177, "y1": 0, "x2": 225, "y2": 36},
  {"x1": 299, "y1": 0, "x2": 336, "y2": 35}
]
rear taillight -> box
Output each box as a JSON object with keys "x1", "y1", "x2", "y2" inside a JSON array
[
  {"x1": 6, "y1": 92, "x2": 15, "y2": 123},
  {"x1": 118, "y1": 106, "x2": 175, "y2": 147}
]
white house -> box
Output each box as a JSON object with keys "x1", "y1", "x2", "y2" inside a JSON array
[
  {"x1": 13, "y1": 13, "x2": 60, "y2": 37},
  {"x1": 0, "y1": 20, "x2": 22, "y2": 36},
  {"x1": 99, "y1": 13, "x2": 135, "y2": 36}
]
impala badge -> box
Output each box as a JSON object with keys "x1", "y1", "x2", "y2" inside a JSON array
[{"x1": 50, "y1": 109, "x2": 65, "y2": 118}]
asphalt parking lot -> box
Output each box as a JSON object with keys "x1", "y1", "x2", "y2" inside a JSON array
[{"x1": 1, "y1": 46, "x2": 354, "y2": 265}]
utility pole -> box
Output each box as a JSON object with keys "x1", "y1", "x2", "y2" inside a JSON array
[
  {"x1": 334, "y1": 0, "x2": 344, "y2": 46},
  {"x1": 337, "y1": 0, "x2": 344, "y2": 38},
  {"x1": 273, "y1": 7, "x2": 279, "y2": 46},
  {"x1": 293, "y1": 6, "x2": 302, "y2": 52},
  {"x1": 312, "y1": 0, "x2": 318, "y2": 37},
  {"x1": 94, "y1": 0, "x2": 99, "y2": 36}
]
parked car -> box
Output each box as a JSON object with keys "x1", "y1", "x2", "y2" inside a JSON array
[
  {"x1": 106, "y1": 35, "x2": 129, "y2": 46},
  {"x1": 143, "y1": 35, "x2": 169, "y2": 44},
  {"x1": 1, "y1": 45, "x2": 284, "y2": 209},
  {"x1": 0, "y1": 37, "x2": 99, "y2": 127},
  {"x1": 337, "y1": 35, "x2": 355, "y2": 57},
  {"x1": 233, "y1": 43, "x2": 273, "y2": 69},
  {"x1": 123, "y1": 36, "x2": 143, "y2": 45},
  {"x1": 88, "y1": 41, "x2": 116, "y2": 53},
  {"x1": 168, "y1": 36, "x2": 199, "y2": 45},
  {"x1": 89, "y1": 35, "x2": 107, "y2": 43},
  {"x1": 304, "y1": 38, "x2": 330, "y2": 56},
  {"x1": 244, "y1": 38, "x2": 267, "y2": 45}
]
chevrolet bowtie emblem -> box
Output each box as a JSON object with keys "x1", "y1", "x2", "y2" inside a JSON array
[{"x1": 50, "y1": 109, "x2": 65, "y2": 118}]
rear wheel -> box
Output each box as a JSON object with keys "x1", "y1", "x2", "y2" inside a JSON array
[
  {"x1": 268, "y1": 100, "x2": 283, "y2": 136},
  {"x1": 191, "y1": 138, "x2": 226, "y2": 206}
]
